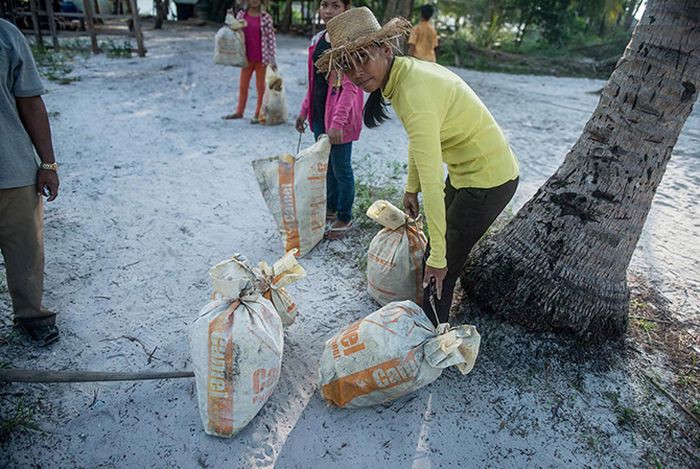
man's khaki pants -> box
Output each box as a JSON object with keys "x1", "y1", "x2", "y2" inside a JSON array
[{"x1": 0, "y1": 185, "x2": 54, "y2": 326}]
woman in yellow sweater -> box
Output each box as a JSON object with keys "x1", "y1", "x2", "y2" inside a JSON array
[{"x1": 317, "y1": 8, "x2": 519, "y2": 326}]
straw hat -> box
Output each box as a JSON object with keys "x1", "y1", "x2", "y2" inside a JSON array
[{"x1": 315, "y1": 7, "x2": 412, "y2": 74}]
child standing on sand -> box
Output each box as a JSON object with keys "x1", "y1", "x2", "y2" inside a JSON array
[
  {"x1": 223, "y1": 0, "x2": 276, "y2": 123},
  {"x1": 296, "y1": 0, "x2": 364, "y2": 240},
  {"x1": 408, "y1": 4, "x2": 439, "y2": 62}
]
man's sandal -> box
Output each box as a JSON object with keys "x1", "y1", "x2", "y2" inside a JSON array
[
  {"x1": 324, "y1": 220, "x2": 353, "y2": 240},
  {"x1": 20, "y1": 323, "x2": 60, "y2": 346}
]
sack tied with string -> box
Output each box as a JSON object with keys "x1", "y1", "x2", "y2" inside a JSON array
[
  {"x1": 366, "y1": 200, "x2": 427, "y2": 306},
  {"x1": 213, "y1": 16, "x2": 247, "y2": 67},
  {"x1": 252, "y1": 135, "x2": 331, "y2": 257},
  {"x1": 190, "y1": 255, "x2": 283, "y2": 438},
  {"x1": 259, "y1": 65, "x2": 288, "y2": 125},
  {"x1": 254, "y1": 249, "x2": 306, "y2": 327},
  {"x1": 318, "y1": 300, "x2": 481, "y2": 409}
]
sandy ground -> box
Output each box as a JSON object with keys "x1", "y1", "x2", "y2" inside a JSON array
[{"x1": 1, "y1": 25, "x2": 698, "y2": 468}]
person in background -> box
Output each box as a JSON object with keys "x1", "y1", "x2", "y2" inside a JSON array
[
  {"x1": 295, "y1": 0, "x2": 363, "y2": 240},
  {"x1": 408, "y1": 4, "x2": 438, "y2": 62},
  {"x1": 316, "y1": 8, "x2": 519, "y2": 326},
  {"x1": 0, "y1": 18, "x2": 61, "y2": 345},
  {"x1": 223, "y1": 0, "x2": 276, "y2": 123}
]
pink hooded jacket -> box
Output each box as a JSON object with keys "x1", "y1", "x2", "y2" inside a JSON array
[{"x1": 299, "y1": 31, "x2": 364, "y2": 144}]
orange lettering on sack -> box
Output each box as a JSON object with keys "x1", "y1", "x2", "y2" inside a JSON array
[
  {"x1": 207, "y1": 303, "x2": 238, "y2": 436},
  {"x1": 322, "y1": 350, "x2": 421, "y2": 407},
  {"x1": 278, "y1": 160, "x2": 300, "y2": 253},
  {"x1": 253, "y1": 367, "x2": 280, "y2": 394},
  {"x1": 330, "y1": 320, "x2": 366, "y2": 360}
]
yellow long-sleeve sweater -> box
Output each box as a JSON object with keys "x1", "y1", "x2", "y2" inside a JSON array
[{"x1": 382, "y1": 57, "x2": 519, "y2": 268}]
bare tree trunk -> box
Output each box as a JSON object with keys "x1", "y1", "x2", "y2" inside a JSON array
[
  {"x1": 279, "y1": 0, "x2": 293, "y2": 33},
  {"x1": 154, "y1": 0, "x2": 170, "y2": 29},
  {"x1": 382, "y1": 0, "x2": 413, "y2": 24},
  {"x1": 460, "y1": 0, "x2": 700, "y2": 341}
]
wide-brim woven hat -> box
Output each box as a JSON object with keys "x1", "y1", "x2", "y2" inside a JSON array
[{"x1": 315, "y1": 7, "x2": 412, "y2": 74}]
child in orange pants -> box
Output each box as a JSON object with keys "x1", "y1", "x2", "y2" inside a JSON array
[{"x1": 223, "y1": 0, "x2": 276, "y2": 123}]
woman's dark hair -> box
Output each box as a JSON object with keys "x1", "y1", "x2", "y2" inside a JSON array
[{"x1": 363, "y1": 89, "x2": 390, "y2": 128}]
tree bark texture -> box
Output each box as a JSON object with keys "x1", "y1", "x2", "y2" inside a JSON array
[
  {"x1": 460, "y1": 0, "x2": 700, "y2": 341},
  {"x1": 382, "y1": 0, "x2": 413, "y2": 24}
]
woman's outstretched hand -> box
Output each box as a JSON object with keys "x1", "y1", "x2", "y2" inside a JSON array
[
  {"x1": 403, "y1": 191, "x2": 419, "y2": 219},
  {"x1": 423, "y1": 265, "x2": 447, "y2": 300}
]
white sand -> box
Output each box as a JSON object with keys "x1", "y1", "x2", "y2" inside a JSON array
[{"x1": 1, "y1": 25, "x2": 698, "y2": 467}]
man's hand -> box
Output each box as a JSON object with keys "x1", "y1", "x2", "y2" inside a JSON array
[
  {"x1": 403, "y1": 191, "x2": 419, "y2": 219},
  {"x1": 423, "y1": 265, "x2": 447, "y2": 299},
  {"x1": 295, "y1": 115, "x2": 307, "y2": 133},
  {"x1": 328, "y1": 128, "x2": 343, "y2": 145},
  {"x1": 37, "y1": 169, "x2": 59, "y2": 202}
]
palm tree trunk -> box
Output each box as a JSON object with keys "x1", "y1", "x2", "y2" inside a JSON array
[
  {"x1": 460, "y1": 0, "x2": 700, "y2": 341},
  {"x1": 383, "y1": 0, "x2": 413, "y2": 24}
]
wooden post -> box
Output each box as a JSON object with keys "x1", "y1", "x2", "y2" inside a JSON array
[
  {"x1": 29, "y1": 0, "x2": 43, "y2": 47},
  {"x1": 45, "y1": 0, "x2": 60, "y2": 50},
  {"x1": 0, "y1": 368, "x2": 195, "y2": 383},
  {"x1": 82, "y1": 0, "x2": 100, "y2": 53},
  {"x1": 128, "y1": 0, "x2": 146, "y2": 57}
]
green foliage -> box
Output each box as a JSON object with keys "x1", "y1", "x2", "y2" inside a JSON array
[
  {"x1": 0, "y1": 399, "x2": 41, "y2": 442},
  {"x1": 615, "y1": 405, "x2": 638, "y2": 427},
  {"x1": 353, "y1": 154, "x2": 404, "y2": 229},
  {"x1": 634, "y1": 318, "x2": 656, "y2": 333},
  {"x1": 30, "y1": 44, "x2": 79, "y2": 85},
  {"x1": 435, "y1": 0, "x2": 637, "y2": 67},
  {"x1": 103, "y1": 40, "x2": 134, "y2": 58}
]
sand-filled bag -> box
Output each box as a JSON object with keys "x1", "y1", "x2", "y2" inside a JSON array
[
  {"x1": 254, "y1": 249, "x2": 306, "y2": 327},
  {"x1": 213, "y1": 18, "x2": 247, "y2": 67},
  {"x1": 252, "y1": 136, "x2": 331, "y2": 257},
  {"x1": 366, "y1": 200, "x2": 427, "y2": 306},
  {"x1": 190, "y1": 256, "x2": 283, "y2": 437},
  {"x1": 319, "y1": 301, "x2": 480, "y2": 408},
  {"x1": 259, "y1": 65, "x2": 288, "y2": 125}
]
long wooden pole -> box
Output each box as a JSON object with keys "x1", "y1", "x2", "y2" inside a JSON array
[
  {"x1": 0, "y1": 368, "x2": 194, "y2": 383},
  {"x1": 45, "y1": 0, "x2": 60, "y2": 50},
  {"x1": 29, "y1": 0, "x2": 43, "y2": 47},
  {"x1": 82, "y1": 0, "x2": 100, "y2": 54},
  {"x1": 127, "y1": 0, "x2": 146, "y2": 57}
]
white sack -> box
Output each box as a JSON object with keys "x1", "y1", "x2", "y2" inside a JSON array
[
  {"x1": 213, "y1": 21, "x2": 247, "y2": 67},
  {"x1": 260, "y1": 65, "x2": 288, "y2": 125}
]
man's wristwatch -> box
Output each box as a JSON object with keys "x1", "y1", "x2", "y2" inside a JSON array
[{"x1": 40, "y1": 162, "x2": 58, "y2": 172}]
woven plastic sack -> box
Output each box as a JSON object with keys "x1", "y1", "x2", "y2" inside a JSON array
[
  {"x1": 190, "y1": 255, "x2": 283, "y2": 438},
  {"x1": 252, "y1": 135, "x2": 331, "y2": 257},
  {"x1": 254, "y1": 249, "x2": 306, "y2": 327},
  {"x1": 259, "y1": 65, "x2": 288, "y2": 125},
  {"x1": 366, "y1": 200, "x2": 427, "y2": 306},
  {"x1": 319, "y1": 301, "x2": 480, "y2": 408},
  {"x1": 213, "y1": 20, "x2": 247, "y2": 67}
]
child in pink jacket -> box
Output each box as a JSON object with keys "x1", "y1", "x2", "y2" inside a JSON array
[{"x1": 296, "y1": 0, "x2": 364, "y2": 240}]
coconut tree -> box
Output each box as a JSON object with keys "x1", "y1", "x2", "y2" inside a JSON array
[
  {"x1": 461, "y1": 0, "x2": 699, "y2": 341},
  {"x1": 382, "y1": 0, "x2": 413, "y2": 23}
]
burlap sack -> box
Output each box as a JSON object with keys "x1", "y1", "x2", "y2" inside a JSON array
[
  {"x1": 366, "y1": 200, "x2": 427, "y2": 306},
  {"x1": 319, "y1": 300, "x2": 481, "y2": 408},
  {"x1": 190, "y1": 256, "x2": 283, "y2": 438},
  {"x1": 213, "y1": 19, "x2": 247, "y2": 67},
  {"x1": 260, "y1": 65, "x2": 288, "y2": 125},
  {"x1": 252, "y1": 136, "x2": 331, "y2": 257},
  {"x1": 255, "y1": 249, "x2": 306, "y2": 327}
]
